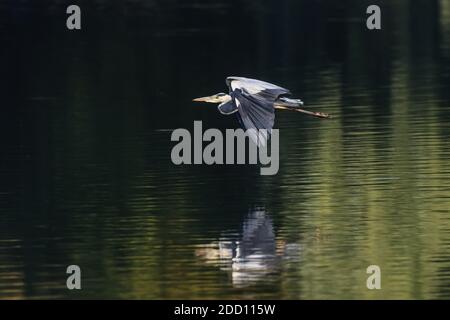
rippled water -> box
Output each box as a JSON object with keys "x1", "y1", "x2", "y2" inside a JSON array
[{"x1": 0, "y1": 0, "x2": 450, "y2": 299}]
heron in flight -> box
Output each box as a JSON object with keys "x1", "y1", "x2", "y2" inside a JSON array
[{"x1": 193, "y1": 76, "x2": 330, "y2": 146}]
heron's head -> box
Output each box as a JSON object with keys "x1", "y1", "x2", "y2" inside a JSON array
[{"x1": 193, "y1": 93, "x2": 230, "y2": 104}]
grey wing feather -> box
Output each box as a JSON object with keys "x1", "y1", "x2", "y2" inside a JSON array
[
  {"x1": 225, "y1": 77, "x2": 292, "y2": 146},
  {"x1": 226, "y1": 76, "x2": 291, "y2": 98},
  {"x1": 231, "y1": 89, "x2": 275, "y2": 147}
]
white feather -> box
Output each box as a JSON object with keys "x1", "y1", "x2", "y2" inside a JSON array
[{"x1": 228, "y1": 77, "x2": 286, "y2": 95}]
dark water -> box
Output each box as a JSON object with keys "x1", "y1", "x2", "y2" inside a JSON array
[{"x1": 1, "y1": 0, "x2": 450, "y2": 299}]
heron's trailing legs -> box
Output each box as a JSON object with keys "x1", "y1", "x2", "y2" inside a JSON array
[{"x1": 275, "y1": 97, "x2": 331, "y2": 119}]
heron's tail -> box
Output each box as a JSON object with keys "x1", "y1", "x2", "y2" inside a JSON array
[
  {"x1": 277, "y1": 97, "x2": 305, "y2": 107},
  {"x1": 275, "y1": 97, "x2": 332, "y2": 119}
]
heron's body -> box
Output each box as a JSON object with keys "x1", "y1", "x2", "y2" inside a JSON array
[{"x1": 193, "y1": 76, "x2": 330, "y2": 146}]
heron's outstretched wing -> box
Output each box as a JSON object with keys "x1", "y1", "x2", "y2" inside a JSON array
[
  {"x1": 226, "y1": 76, "x2": 291, "y2": 98},
  {"x1": 226, "y1": 77, "x2": 290, "y2": 147},
  {"x1": 231, "y1": 89, "x2": 275, "y2": 147}
]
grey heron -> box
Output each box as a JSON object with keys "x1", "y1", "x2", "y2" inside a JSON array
[{"x1": 193, "y1": 76, "x2": 331, "y2": 146}]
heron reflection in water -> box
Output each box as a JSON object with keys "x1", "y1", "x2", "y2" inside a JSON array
[
  {"x1": 195, "y1": 208, "x2": 301, "y2": 287},
  {"x1": 193, "y1": 77, "x2": 331, "y2": 146}
]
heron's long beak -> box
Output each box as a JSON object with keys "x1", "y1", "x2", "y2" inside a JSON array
[{"x1": 193, "y1": 96, "x2": 214, "y2": 102}]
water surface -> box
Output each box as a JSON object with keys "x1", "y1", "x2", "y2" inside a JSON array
[{"x1": 0, "y1": 0, "x2": 449, "y2": 299}]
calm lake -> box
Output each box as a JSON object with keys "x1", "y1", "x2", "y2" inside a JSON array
[{"x1": 0, "y1": 0, "x2": 449, "y2": 299}]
